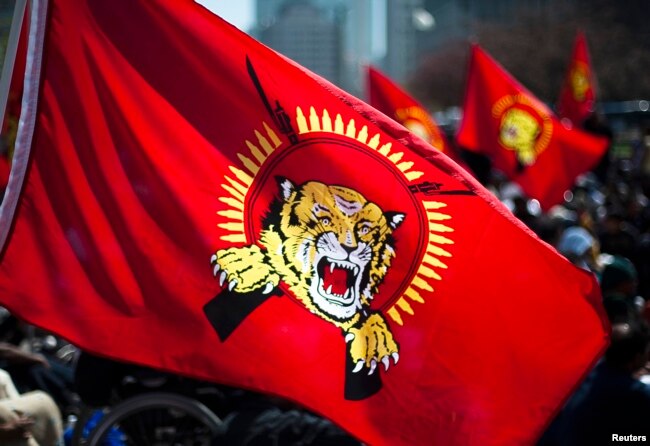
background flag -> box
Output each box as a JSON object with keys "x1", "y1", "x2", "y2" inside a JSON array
[
  {"x1": 0, "y1": 2, "x2": 607, "y2": 445},
  {"x1": 557, "y1": 31, "x2": 597, "y2": 127},
  {"x1": 367, "y1": 65, "x2": 460, "y2": 161},
  {"x1": 456, "y1": 44, "x2": 609, "y2": 210}
]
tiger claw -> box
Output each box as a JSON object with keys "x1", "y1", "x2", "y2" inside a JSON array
[
  {"x1": 262, "y1": 283, "x2": 274, "y2": 295},
  {"x1": 228, "y1": 280, "x2": 237, "y2": 292},
  {"x1": 219, "y1": 271, "x2": 227, "y2": 287},
  {"x1": 344, "y1": 333, "x2": 354, "y2": 343},
  {"x1": 352, "y1": 360, "x2": 364, "y2": 373},
  {"x1": 368, "y1": 359, "x2": 377, "y2": 375},
  {"x1": 212, "y1": 263, "x2": 220, "y2": 277},
  {"x1": 381, "y1": 355, "x2": 390, "y2": 371},
  {"x1": 210, "y1": 254, "x2": 217, "y2": 264},
  {"x1": 392, "y1": 352, "x2": 399, "y2": 365}
]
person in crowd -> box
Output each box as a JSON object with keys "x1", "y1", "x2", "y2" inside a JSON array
[
  {"x1": 0, "y1": 314, "x2": 75, "y2": 413},
  {"x1": 556, "y1": 226, "x2": 598, "y2": 272},
  {"x1": 600, "y1": 255, "x2": 646, "y2": 324},
  {"x1": 557, "y1": 320, "x2": 650, "y2": 444},
  {"x1": 0, "y1": 369, "x2": 63, "y2": 446},
  {"x1": 598, "y1": 207, "x2": 639, "y2": 261}
]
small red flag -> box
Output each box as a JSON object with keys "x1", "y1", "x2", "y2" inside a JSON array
[
  {"x1": 456, "y1": 44, "x2": 608, "y2": 210},
  {"x1": 557, "y1": 32, "x2": 597, "y2": 127},
  {"x1": 367, "y1": 65, "x2": 457, "y2": 159},
  {"x1": 0, "y1": 2, "x2": 607, "y2": 445}
]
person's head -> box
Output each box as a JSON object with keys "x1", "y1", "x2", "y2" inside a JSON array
[
  {"x1": 605, "y1": 320, "x2": 650, "y2": 373},
  {"x1": 602, "y1": 208, "x2": 625, "y2": 234},
  {"x1": 600, "y1": 255, "x2": 638, "y2": 298},
  {"x1": 557, "y1": 226, "x2": 596, "y2": 271},
  {"x1": 532, "y1": 215, "x2": 563, "y2": 246}
]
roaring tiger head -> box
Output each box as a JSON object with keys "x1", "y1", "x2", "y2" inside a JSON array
[
  {"x1": 570, "y1": 65, "x2": 589, "y2": 101},
  {"x1": 499, "y1": 108, "x2": 541, "y2": 166},
  {"x1": 260, "y1": 178, "x2": 405, "y2": 327}
]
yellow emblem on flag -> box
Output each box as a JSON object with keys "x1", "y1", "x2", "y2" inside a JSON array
[{"x1": 493, "y1": 94, "x2": 552, "y2": 167}]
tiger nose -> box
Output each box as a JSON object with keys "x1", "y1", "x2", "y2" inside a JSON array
[{"x1": 340, "y1": 230, "x2": 357, "y2": 250}]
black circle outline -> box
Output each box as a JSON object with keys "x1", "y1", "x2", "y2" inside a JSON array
[{"x1": 242, "y1": 135, "x2": 428, "y2": 312}]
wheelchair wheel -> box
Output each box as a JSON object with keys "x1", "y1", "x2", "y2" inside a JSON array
[{"x1": 86, "y1": 392, "x2": 223, "y2": 446}]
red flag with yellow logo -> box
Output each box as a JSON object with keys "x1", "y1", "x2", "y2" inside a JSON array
[
  {"x1": 557, "y1": 31, "x2": 596, "y2": 127},
  {"x1": 456, "y1": 45, "x2": 608, "y2": 210},
  {"x1": 367, "y1": 65, "x2": 460, "y2": 161},
  {"x1": 0, "y1": 2, "x2": 607, "y2": 445}
]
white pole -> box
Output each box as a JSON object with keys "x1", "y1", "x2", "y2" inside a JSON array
[{"x1": 0, "y1": 0, "x2": 28, "y2": 135}]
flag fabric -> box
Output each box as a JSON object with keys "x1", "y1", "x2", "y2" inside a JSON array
[
  {"x1": 0, "y1": 156, "x2": 9, "y2": 190},
  {"x1": 367, "y1": 65, "x2": 458, "y2": 161},
  {"x1": 557, "y1": 32, "x2": 596, "y2": 127},
  {"x1": 0, "y1": 1, "x2": 608, "y2": 445},
  {"x1": 456, "y1": 44, "x2": 609, "y2": 210}
]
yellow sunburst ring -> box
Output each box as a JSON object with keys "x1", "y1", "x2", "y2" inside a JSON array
[
  {"x1": 216, "y1": 107, "x2": 455, "y2": 325},
  {"x1": 217, "y1": 121, "x2": 281, "y2": 243},
  {"x1": 387, "y1": 200, "x2": 453, "y2": 326},
  {"x1": 491, "y1": 93, "x2": 553, "y2": 159}
]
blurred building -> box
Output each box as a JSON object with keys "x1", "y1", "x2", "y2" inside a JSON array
[
  {"x1": 255, "y1": 0, "x2": 458, "y2": 93},
  {"x1": 258, "y1": 1, "x2": 342, "y2": 86},
  {"x1": 341, "y1": 0, "x2": 373, "y2": 96},
  {"x1": 254, "y1": 0, "x2": 383, "y2": 96},
  {"x1": 385, "y1": 0, "x2": 422, "y2": 84}
]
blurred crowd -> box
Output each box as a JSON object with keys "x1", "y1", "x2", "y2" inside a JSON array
[{"x1": 466, "y1": 121, "x2": 650, "y2": 444}]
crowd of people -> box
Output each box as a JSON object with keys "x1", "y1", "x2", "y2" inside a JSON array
[
  {"x1": 0, "y1": 312, "x2": 68, "y2": 445},
  {"x1": 464, "y1": 123, "x2": 650, "y2": 443}
]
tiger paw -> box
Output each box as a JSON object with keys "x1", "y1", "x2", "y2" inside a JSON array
[
  {"x1": 345, "y1": 313, "x2": 399, "y2": 375},
  {"x1": 210, "y1": 245, "x2": 279, "y2": 294}
]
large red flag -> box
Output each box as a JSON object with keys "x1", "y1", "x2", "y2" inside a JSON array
[
  {"x1": 0, "y1": 2, "x2": 608, "y2": 445},
  {"x1": 557, "y1": 31, "x2": 596, "y2": 127},
  {"x1": 456, "y1": 45, "x2": 608, "y2": 210},
  {"x1": 367, "y1": 65, "x2": 459, "y2": 161}
]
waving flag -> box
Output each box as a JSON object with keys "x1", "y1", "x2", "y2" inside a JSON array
[
  {"x1": 557, "y1": 32, "x2": 596, "y2": 127},
  {"x1": 0, "y1": 2, "x2": 608, "y2": 445},
  {"x1": 456, "y1": 44, "x2": 608, "y2": 210},
  {"x1": 367, "y1": 65, "x2": 459, "y2": 161}
]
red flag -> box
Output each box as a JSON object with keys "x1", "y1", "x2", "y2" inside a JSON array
[
  {"x1": 0, "y1": 156, "x2": 9, "y2": 190},
  {"x1": 557, "y1": 32, "x2": 596, "y2": 127},
  {"x1": 367, "y1": 65, "x2": 458, "y2": 160},
  {"x1": 0, "y1": 2, "x2": 607, "y2": 445},
  {"x1": 456, "y1": 45, "x2": 608, "y2": 210}
]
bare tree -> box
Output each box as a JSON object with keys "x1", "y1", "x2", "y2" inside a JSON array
[{"x1": 410, "y1": 0, "x2": 650, "y2": 109}]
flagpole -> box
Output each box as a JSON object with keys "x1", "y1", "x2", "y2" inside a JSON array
[{"x1": 0, "y1": 0, "x2": 27, "y2": 134}]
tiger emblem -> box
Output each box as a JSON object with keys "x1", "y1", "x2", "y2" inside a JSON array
[
  {"x1": 499, "y1": 107, "x2": 541, "y2": 167},
  {"x1": 570, "y1": 65, "x2": 589, "y2": 102},
  {"x1": 211, "y1": 177, "x2": 404, "y2": 375}
]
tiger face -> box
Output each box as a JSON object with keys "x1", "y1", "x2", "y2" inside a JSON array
[
  {"x1": 260, "y1": 178, "x2": 405, "y2": 326},
  {"x1": 499, "y1": 108, "x2": 541, "y2": 166},
  {"x1": 570, "y1": 65, "x2": 589, "y2": 101}
]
